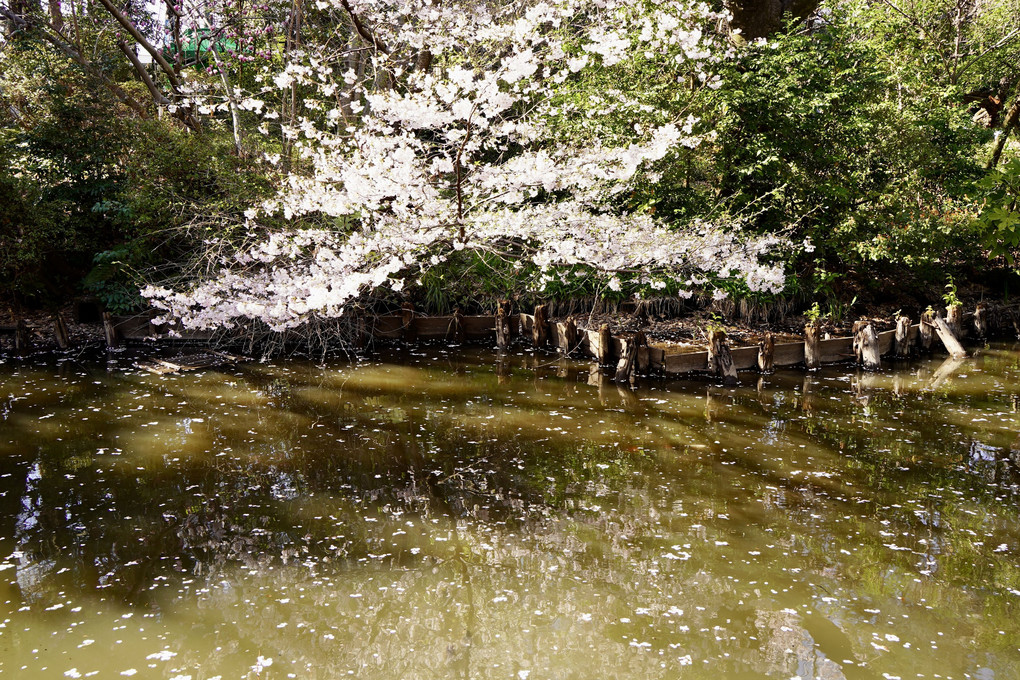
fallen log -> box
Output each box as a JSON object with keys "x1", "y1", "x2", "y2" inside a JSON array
[{"x1": 933, "y1": 316, "x2": 967, "y2": 358}]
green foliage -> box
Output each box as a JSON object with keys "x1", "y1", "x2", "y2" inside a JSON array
[
  {"x1": 975, "y1": 159, "x2": 1020, "y2": 264},
  {"x1": 804, "y1": 302, "x2": 825, "y2": 324},
  {"x1": 704, "y1": 17, "x2": 988, "y2": 276},
  {"x1": 942, "y1": 275, "x2": 961, "y2": 307}
]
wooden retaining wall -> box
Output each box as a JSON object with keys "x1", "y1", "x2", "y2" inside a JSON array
[{"x1": 11, "y1": 301, "x2": 1010, "y2": 380}]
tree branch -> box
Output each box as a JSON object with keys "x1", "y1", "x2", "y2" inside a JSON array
[
  {"x1": 337, "y1": 0, "x2": 389, "y2": 54},
  {"x1": 0, "y1": 6, "x2": 151, "y2": 120},
  {"x1": 94, "y1": 0, "x2": 182, "y2": 88}
]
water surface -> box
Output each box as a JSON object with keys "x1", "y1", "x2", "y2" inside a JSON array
[{"x1": 1, "y1": 345, "x2": 1019, "y2": 679}]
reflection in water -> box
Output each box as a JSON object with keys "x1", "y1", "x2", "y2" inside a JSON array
[{"x1": 0, "y1": 345, "x2": 1018, "y2": 679}]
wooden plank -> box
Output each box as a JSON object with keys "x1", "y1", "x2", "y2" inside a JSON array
[
  {"x1": 371, "y1": 315, "x2": 404, "y2": 339},
  {"x1": 774, "y1": 340, "x2": 805, "y2": 367},
  {"x1": 664, "y1": 351, "x2": 709, "y2": 375},
  {"x1": 415, "y1": 316, "x2": 455, "y2": 340},
  {"x1": 112, "y1": 313, "x2": 151, "y2": 340},
  {"x1": 877, "y1": 329, "x2": 896, "y2": 356},
  {"x1": 519, "y1": 314, "x2": 534, "y2": 335},
  {"x1": 461, "y1": 315, "x2": 496, "y2": 342},
  {"x1": 729, "y1": 345, "x2": 759, "y2": 371},
  {"x1": 818, "y1": 337, "x2": 853, "y2": 363},
  {"x1": 647, "y1": 346, "x2": 665, "y2": 370}
]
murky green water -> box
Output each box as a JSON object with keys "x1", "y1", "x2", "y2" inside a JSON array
[{"x1": 1, "y1": 345, "x2": 1019, "y2": 680}]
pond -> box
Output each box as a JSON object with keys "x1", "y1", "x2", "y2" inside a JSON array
[{"x1": 0, "y1": 345, "x2": 1019, "y2": 679}]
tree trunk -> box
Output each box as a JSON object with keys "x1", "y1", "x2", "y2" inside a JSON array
[
  {"x1": 988, "y1": 98, "x2": 1020, "y2": 170},
  {"x1": 725, "y1": 0, "x2": 819, "y2": 40}
]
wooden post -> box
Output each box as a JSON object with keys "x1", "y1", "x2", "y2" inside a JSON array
[
  {"x1": 757, "y1": 332, "x2": 775, "y2": 372},
  {"x1": 933, "y1": 316, "x2": 967, "y2": 358},
  {"x1": 532, "y1": 304, "x2": 548, "y2": 348},
  {"x1": 919, "y1": 309, "x2": 936, "y2": 351},
  {"x1": 597, "y1": 323, "x2": 612, "y2": 365},
  {"x1": 974, "y1": 302, "x2": 988, "y2": 338},
  {"x1": 495, "y1": 299, "x2": 511, "y2": 350},
  {"x1": 894, "y1": 315, "x2": 913, "y2": 357},
  {"x1": 353, "y1": 312, "x2": 367, "y2": 349},
  {"x1": 401, "y1": 302, "x2": 416, "y2": 343},
  {"x1": 804, "y1": 324, "x2": 821, "y2": 369},
  {"x1": 53, "y1": 312, "x2": 70, "y2": 350},
  {"x1": 14, "y1": 318, "x2": 31, "y2": 355},
  {"x1": 102, "y1": 312, "x2": 119, "y2": 348},
  {"x1": 559, "y1": 317, "x2": 577, "y2": 355},
  {"x1": 448, "y1": 308, "x2": 465, "y2": 343},
  {"x1": 707, "y1": 328, "x2": 738, "y2": 385},
  {"x1": 615, "y1": 331, "x2": 645, "y2": 382},
  {"x1": 853, "y1": 321, "x2": 881, "y2": 370},
  {"x1": 946, "y1": 303, "x2": 963, "y2": 341}
]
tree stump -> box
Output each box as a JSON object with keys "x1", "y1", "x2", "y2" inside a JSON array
[
  {"x1": 707, "y1": 328, "x2": 738, "y2": 385},
  {"x1": 532, "y1": 304, "x2": 548, "y2": 348},
  {"x1": 804, "y1": 324, "x2": 820, "y2": 369},
  {"x1": 933, "y1": 316, "x2": 967, "y2": 358},
  {"x1": 102, "y1": 312, "x2": 119, "y2": 348},
  {"x1": 946, "y1": 303, "x2": 963, "y2": 341},
  {"x1": 974, "y1": 302, "x2": 988, "y2": 338},
  {"x1": 919, "y1": 309, "x2": 936, "y2": 351},
  {"x1": 894, "y1": 315, "x2": 913, "y2": 357},
  {"x1": 853, "y1": 320, "x2": 881, "y2": 370},
  {"x1": 615, "y1": 331, "x2": 645, "y2": 382},
  {"x1": 757, "y1": 332, "x2": 775, "y2": 372},
  {"x1": 495, "y1": 299, "x2": 511, "y2": 350},
  {"x1": 597, "y1": 323, "x2": 612, "y2": 365},
  {"x1": 401, "y1": 302, "x2": 417, "y2": 343},
  {"x1": 52, "y1": 312, "x2": 70, "y2": 350}
]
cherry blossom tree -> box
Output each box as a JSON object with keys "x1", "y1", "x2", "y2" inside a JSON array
[{"x1": 144, "y1": 0, "x2": 794, "y2": 332}]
